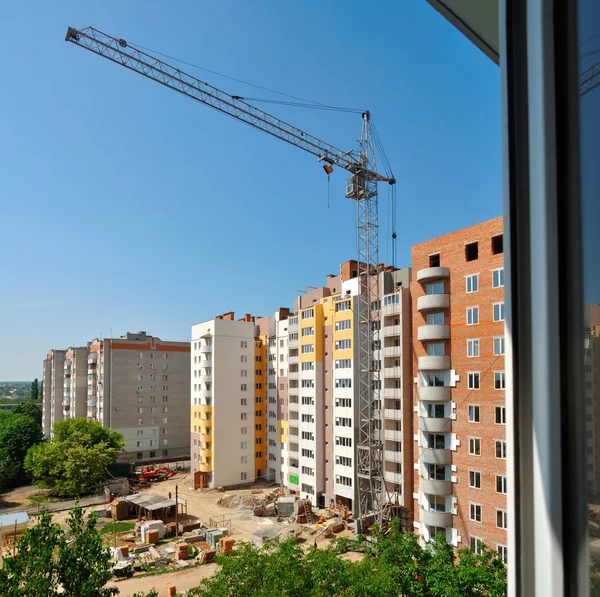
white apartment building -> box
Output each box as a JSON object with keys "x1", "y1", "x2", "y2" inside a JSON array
[
  {"x1": 42, "y1": 349, "x2": 65, "y2": 437},
  {"x1": 63, "y1": 346, "x2": 88, "y2": 420}
]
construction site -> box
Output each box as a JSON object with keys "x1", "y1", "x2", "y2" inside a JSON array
[{"x1": 92, "y1": 469, "x2": 362, "y2": 595}]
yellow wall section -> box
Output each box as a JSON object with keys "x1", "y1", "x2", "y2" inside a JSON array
[
  {"x1": 254, "y1": 336, "x2": 267, "y2": 478},
  {"x1": 279, "y1": 420, "x2": 288, "y2": 444},
  {"x1": 192, "y1": 405, "x2": 214, "y2": 471},
  {"x1": 331, "y1": 296, "x2": 354, "y2": 360},
  {"x1": 299, "y1": 305, "x2": 324, "y2": 363}
]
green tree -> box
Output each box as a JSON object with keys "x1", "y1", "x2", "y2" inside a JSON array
[
  {"x1": 30, "y1": 379, "x2": 40, "y2": 402},
  {"x1": 0, "y1": 411, "x2": 44, "y2": 490},
  {"x1": 13, "y1": 400, "x2": 42, "y2": 426},
  {"x1": 186, "y1": 518, "x2": 507, "y2": 597},
  {"x1": 25, "y1": 419, "x2": 125, "y2": 497},
  {"x1": 0, "y1": 508, "x2": 118, "y2": 597}
]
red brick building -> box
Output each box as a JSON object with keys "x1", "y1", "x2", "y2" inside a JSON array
[{"x1": 411, "y1": 216, "x2": 507, "y2": 563}]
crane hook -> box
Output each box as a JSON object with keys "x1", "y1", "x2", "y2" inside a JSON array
[{"x1": 118, "y1": 38, "x2": 127, "y2": 48}]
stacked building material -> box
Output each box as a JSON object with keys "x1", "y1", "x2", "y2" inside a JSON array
[{"x1": 219, "y1": 537, "x2": 235, "y2": 555}]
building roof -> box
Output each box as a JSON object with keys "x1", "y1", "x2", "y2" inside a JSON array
[
  {"x1": 0, "y1": 511, "x2": 29, "y2": 528},
  {"x1": 424, "y1": 0, "x2": 499, "y2": 64},
  {"x1": 123, "y1": 493, "x2": 186, "y2": 512}
]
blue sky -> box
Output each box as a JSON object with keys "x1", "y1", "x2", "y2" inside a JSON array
[{"x1": 0, "y1": 1, "x2": 500, "y2": 380}]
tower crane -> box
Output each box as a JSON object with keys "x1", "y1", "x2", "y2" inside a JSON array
[{"x1": 65, "y1": 26, "x2": 397, "y2": 530}]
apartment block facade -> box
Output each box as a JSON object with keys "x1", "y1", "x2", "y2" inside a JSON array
[
  {"x1": 42, "y1": 349, "x2": 65, "y2": 437},
  {"x1": 411, "y1": 216, "x2": 507, "y2": 561},
  {"x1": 42, "y1": 332, "x2": 190, "y2": 463},
  {"x1": 190, "y1": 262, "x2": 414, "y2": 519}
]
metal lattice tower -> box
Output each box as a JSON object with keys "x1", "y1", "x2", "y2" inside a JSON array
[{"x1": 348, "y1": 113, "x2": 389, "y2": 528}]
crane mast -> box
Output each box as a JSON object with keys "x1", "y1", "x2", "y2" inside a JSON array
[{"x1": 66, "y1": 26, "x2": 394, "y2": 528}]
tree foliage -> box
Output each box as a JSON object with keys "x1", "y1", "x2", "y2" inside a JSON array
[
  {"x1": 30, "y1": 378, "x2": 40, "y2": 402},
  {"x1": 0, "y1": 411, "x2": 44, "y2": 491},
  {"x1": 25, "y1": 419, "x2": 125, "y2": 497},
  {"x1": 13, "y1": 400, "x2": 43, "y2": 426},
  {"x1": 0, "y1": 507, "x2": 117, "y2": 597},
  {"x1": 186, "y1": 520, "x2": 506, "y2": 597}
]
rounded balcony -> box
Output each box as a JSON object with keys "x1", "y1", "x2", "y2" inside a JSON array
[
  {"x1": 421, "y1": 448, "x2": 452, "y2": 465},
  {"x1": 418, "y1": 356, "x2": 450, "y2": 370},
  {"x1": 418, "y1": 386, "x2": 451, "y2": 401},
  {"x1": 419, "y1": 416, "x2": 451, "y2": 433},
  {"x1": 200, "y1": 448, "x2": 212, "y2": 458},
  {"x1": 198, "y1": 463, "x2": 213, "y2": 473},
  {"x1": 420, "y1": 478, "x2": 452, "y2": 496},
  {"x1": 420, "y1": 507, "x2": 452, "y2": 527},
  {"x1": 417, "y1": 267, "x2": 450, "y2": 284},
  {"x1": 197, "y1": 404, "x2": 213, "y2": 414},
  {"x1": 417, "y1": 294, "x2": 450, "y2": 312},
  {"x1": 417, "y1": 324, "x2": 450, "y2": 342}
]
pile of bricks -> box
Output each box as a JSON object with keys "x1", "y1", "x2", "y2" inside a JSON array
[{"x1": 219, "y1": 537, "x2": 235, "y2": 555}]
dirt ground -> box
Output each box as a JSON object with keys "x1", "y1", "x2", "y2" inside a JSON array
[{"x1": 107, "y1": 563, "x2": 218, "y2": 596}]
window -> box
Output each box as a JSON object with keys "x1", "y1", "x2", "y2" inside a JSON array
[
  {"x1": 334, "y1": 378, "x2": 352, "y2": 389},
  {"x1": 466, "y1": 242, "x2": 479, "y2": 261},
  {"x1": 302, "y1": 309, "x2": 314, "y2": 319},
  {"x1": 469, "y1": 437, "x2": 481, "y2": 456},
  {"x1": 241, "y1": 341, "x2": 248, "y2": 348},
  {"x1": 336, "y1": 300, "x2": 351, "y2": 312},
  {"x1": 492, "y1": 267, "x2": 505, "y2": 287},
  {"x1": 241, "y1": 355, "x2": 247, "y2": 363},
  {"x1": 468, "y1": 372, "x2": 480, "y2": 390},
  {"x1": 496, "y1": 475, "x2": 507, "y2": 494},
  {"x1": 335, "y1": 417, "x2": 352, "y2": 428},
  {"x1": 427, "y1": 373, "x2": 445, "y2": 387},
  {"x1": 493, "y1": 336, "x2": 505, "y2": 355},
  {"x1": 493, "y1": 302, "x2": 505, "y2": 322},
  {"x1": 495, "y1": 406, "x2": 506, "y2": 424},
  {"x1": 427, "y1": 312, "x2": 444, "y2": 325},
  {"x1": 335, "y1": 455, "x2": 352, "y2": 467},
  {"x1": 429, "y1": 253, "x2": 440, "y2": 267},
  {"x1": 301, "y1": 344, "x2": 314, "y2": 354},
  {"x1": 427, "y1": 343, "x2": 445, "y2": 356},
  {"x1": 241, "y1": 427, "x2": 247, "y2": 435},
  {"x1": 491, "y1": 234, "x2": 503, "y2": 255},
  {"x1": 494, "y1": 372, "x2": 506, "y2": 390},
  {"x1": 240, "y1": 472, "x2": 247, "y2": 481},
  {"x1": 301, "y1": 379, "x2": 314, "y2": 388},
  {"x1": 426, "y1": 281, "x2": 444, "y2": 295},
  {"x1": 241, "y1": 413, "x2": 247, "y2": 420},
  {"x1": 429, "y1": 494, "x2": 446, "y2": 512},
  {"x1": 301, "y1": 326, "x2": 314, "y2": 336},
  {"x1": 469, "y1": 470, "x2": 481, "y2": 488},
  {"x1": 301, "y1": 448, "x2": 314, "y2": 458},
  {"x1": 334, "y1": 359, "x2": 352, "y2": 369},
  {"x1": 496, "y1": 440, "x2": 507, "y2": 459},
  {"x1": 138, "y1": 419, "x2": 143, "y2": 425},
  {"x1": 427, "y1": 403, "x2": 445, "y2": 418},
  {"x1": 466, "y1": 274, "x2": 479, "y2": 293},
  {"x1": 468, "y1": 405, "x2": 481, "y2": 423},
  {"x1": 428, "y1": 464, "x2": 447, "y2": 480},
  {"x1": 335, "y1": 436, "x2": 352, "y2": 447},
  {"x1": 497, "y1": 544, "x2": 508, "y2": 564},
  {"x1": 336, "y1": 475, "x2": 352, "y2": 487},
  {"x1": 470, "y1": 503, "x2": 482, "y2": 522},
  {"x1": 428, "y1": 433, "x2": 445, "y2": 449},
  {"x1": 335, "y1": 339, "x2": 351, "y2": 350},
  {"x1": 467, "y1": 339, "x2": 480, "y2": 357},
  {"x1": 241, "y1": 370, "x2": 247, "y2": 377},
  {"x1": 138, "y1": 352, "x2": 144, "y2": 359},
  {"x1": 470, "y1": 537, "x2": 483, "y2": 555},
  {"x1": 335, "y1": 319, "x2": 351, "y2": 331},
  {"x1": 466, "y1": 307, "x2": 479, "y2": 325},
  {"x1": 497, "y1": 509, "x2": 508, "y2": 529}
]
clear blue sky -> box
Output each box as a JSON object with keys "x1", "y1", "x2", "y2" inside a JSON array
[{"x1": 0, "y1": 0, "x2": 500, "y2": 380}]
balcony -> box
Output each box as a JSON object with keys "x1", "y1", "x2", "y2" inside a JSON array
[
  {"x1": 288, "y1": 355, "x2": 299, "y2": 365},
  {"x1": 419, "y1": 416, "x2": 451, "y2": 433},
  {"x1": 384, "y1": 408, "x2": 402, "y2": 420},
  {"x1": 384, "y1": 429, "x2": 402, "y2": 441},
  {"x1": 417, "y1": 324, "x2": 450, "y2": 342},
  {"x1": 420, "y1": 478, "x2": 452, "y2": 496},
  {"x1": 384, "y1": 346, "x2": 402, "y2": 357},
  {"x1": 420, "y1": 507, "x2": 452, "y2": 527},
  {"x1": 289, "y1": 443, "x2": 299, "y2": 453},
  {"x1": 383, "y1": 302, "x2": 401, "y2": 316},
  {"x1": 288, "y1": 370, "x2": 299, "y2": 380},
  {"x1": 199, "y1": 343, "x2": 212, "y2": 353},
  {"x1": 421, "y1": 448, "x2": 452, "y2": 465},
  {"x1": 384, "y1": 388, "x2": 402, "y2": 399},
  {"x1": 384, "y1": 450, "x2": 402, "y2": 462},
  {"x1": 418, "y1": 386, "x2": 451, "y2": 401},
  {"x1": 383, "y1": 325, "x2": 401, "y2": 337},
  {"x1": 417, "y1": 294, "x2": 450, "y2": 312},
  {"x1": 418, "y1": 356, "x2": 450, "y2": 370},
  {"x1": 416, "y1": 267, "x2": 450, "y2": 284},
  {"x1": 288, "y1": 338, "x2": 299, "y2": 349},
  {"x1": 384, "y1": 366, "x2": 402, "y2": 378},
  {"x1": 384, "y1": 471, "x2": 403, "y2": 485}
]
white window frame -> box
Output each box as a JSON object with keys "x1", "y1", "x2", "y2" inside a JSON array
[{"x1": 466, "y1": 273, "x2": 479, "y2": 293}]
